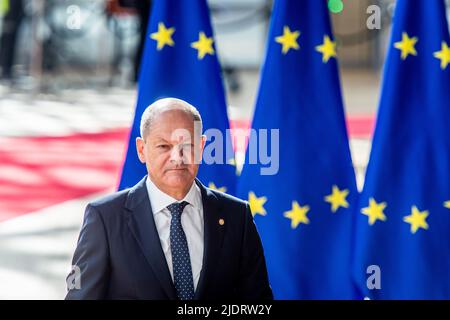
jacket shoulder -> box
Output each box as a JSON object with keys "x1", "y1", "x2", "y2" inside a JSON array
[{"x1": 87, "y1": 188, "x2": 131, "y2": 213}]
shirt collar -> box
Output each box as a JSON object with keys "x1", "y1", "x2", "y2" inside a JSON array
[{"x1": 145, "y1": 176, "x2": 201, "y2": 215}]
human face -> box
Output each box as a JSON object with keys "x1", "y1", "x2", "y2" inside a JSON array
[{"x1": 136, "y1": 109, "x2": 206, "y2": 199}]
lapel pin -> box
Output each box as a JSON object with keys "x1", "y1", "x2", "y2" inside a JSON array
[{"x1": 219, "y1": 219, "x2": 225, "y2": 226}]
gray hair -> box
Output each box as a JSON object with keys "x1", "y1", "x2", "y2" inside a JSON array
[{"x1": 140, "y1": 98, "x2": 203, "y2": 140}]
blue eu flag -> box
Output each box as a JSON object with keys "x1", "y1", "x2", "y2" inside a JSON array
[
  {"x1": 118, "y1": 0, "x2": 236, "y2": 194},
  {"x1": 352, "y1": 0, "x2": 450, "y2": 299},
  {"x1": 237, "y1": 0, "x2": 357, "y2": 299}
]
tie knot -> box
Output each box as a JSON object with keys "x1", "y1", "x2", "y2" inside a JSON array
[{"x1": 167, "y1": 201, "x2": 189, "y2": 217}]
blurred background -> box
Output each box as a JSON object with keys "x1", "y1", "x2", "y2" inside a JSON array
[{"x1": 0, "y1": 0, "x2": 448, "y2": 299}]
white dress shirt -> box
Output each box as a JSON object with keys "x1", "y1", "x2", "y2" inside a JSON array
[{"x1": 145, "y1": 177, "x2": 204, "y2": 291}]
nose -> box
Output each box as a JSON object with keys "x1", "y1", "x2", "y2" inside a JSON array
[{"x1": 169, "y1": 145, "x2": 184, "y2": 165}]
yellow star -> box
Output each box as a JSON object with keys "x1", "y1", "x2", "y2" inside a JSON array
[
  {"x1": 150, "y1": 22, "x2": 175, "y2": 50},
  {"x1": 248, "y1": 191, "x2": 267, "y2": 217},
  {"x1": 208, "y1": 182, "x2": 226, "y2": 193},
  {"x1": 315, "y1": 35, "x2": 337, "y2": 63},
  {"x1": 434, "y1": 42, "x2": 450, "y2": 70},
  {"x1": 361, "y1": 198, "x2": 387, "y2": 225},
  {"x1": 284, "y1": 201, "x2": 310, "y2": 229},
  {"x1": 394, "y1": 32, "x2": 418, "y2": 60},
  {"x1": 444, "y1": 201, "x2": 450, "y2": 209},
  {"x1": 191, "y1": 32, "x2": 215, "y2": 59},
  {"x1": 403, "y1": 206, "x2": 429, "y2": 234},
  {"x1": 324, "y1": 185, "x2": 349, "y2": 213},
  {"x1": 275, "y1": 26, "x2": 300, "y2": 54}
]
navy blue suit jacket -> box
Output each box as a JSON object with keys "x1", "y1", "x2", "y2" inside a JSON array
[{"x1": 65, "y1": 177, "x2": 272, "y2": 300}]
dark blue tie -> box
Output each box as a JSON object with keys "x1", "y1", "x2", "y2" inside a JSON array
[{"x1": 167, "y1": 201, "x2": 195, "y2": 300}]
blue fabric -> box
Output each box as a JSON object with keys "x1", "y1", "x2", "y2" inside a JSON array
[
  {"x1": 237, "y1": 0, "x2": 357, "y2": 299},
  {"x1": 352, "y1": 0, "x2": 450, "y2": 299},
  {"x1": 118, "y1": 0, "x2": 236, "y2": 195}
]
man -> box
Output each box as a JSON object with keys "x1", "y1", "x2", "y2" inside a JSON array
[{"x1": 65, "y1": 98, "x2": 273, "y2": 300}]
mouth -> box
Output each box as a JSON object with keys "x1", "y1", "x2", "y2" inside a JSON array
[{"x1": 166, "y1": 168, "x2": 188, "y2": 172}]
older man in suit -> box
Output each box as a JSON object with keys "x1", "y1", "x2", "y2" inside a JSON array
[{"x1": 65, "y1": 98, "x2": 272, "y2": 300}]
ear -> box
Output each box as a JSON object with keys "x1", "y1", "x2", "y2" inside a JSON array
[
  {"x1": 198, "y1": 134, "x2": 207, "y2": 163},
  {"x1": 136, "y1": 137, "x2": 146, "y2": 163},
  {"x1": 200, "y1": 134, "x2": 207, "y2": 151},
  {"x1": 193, "y1": 135, "x2": 207, "y2": 164}
]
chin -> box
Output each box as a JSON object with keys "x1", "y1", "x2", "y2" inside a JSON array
[{"x1": 164, "y1": 175, "x2": 193, "y2": 189}]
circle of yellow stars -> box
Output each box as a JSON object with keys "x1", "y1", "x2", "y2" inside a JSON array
[
  {"x1": 149, "y1": 22, "x2": 450, "y2": 235},
  {"x1": 272, "y1": 27, "x2": 450, "y2": 70},
  {"x1": 403, "y1": 206, "x2": 429, "y2": 234},
  {"x1": 434, "y1": 41, "x2": 450, "y2": 70},
  {"x1": 284, "y1": 201, "x2": 310, "y2": 229},
  {"x1": 149, "y1": 24, "x2": 450, "y2": 70},
  {"x1": 274, "y1": 25, "x2": 338, "y2": 63},
  {"x1": 394, "y1": 32, "x2": 418, "y2": 60},
  {"x1": 324, "y1": 185, "x2": 349, "y2": 213},
  {"x1": 150, "y1": 22, "x2": 175, "y2": 50},
  {"x1": 247, "y1": 185, "x2": 350, "y2": 230},
  {"x1": 355, "y1": 31, "x2": 450, "y2": 234},
  {"x1": 150, "y1": 22, "x2": 215, "y2": 60},
  {"x1": 361, "y1": 198, "x2": 387, "y2": 225},
  {"x1": 316, "y1": 35, "x2": 338, "y2": 63},
  {"x1": 359, "y1": 198, "x2": 450, "y2": 234},
  {"x1": 393, "y1": 31, "x2": 450, "y2": 70},
  {"x1": 191, "y1": 31, "x2": 215, "y2": 59},
  {"x1": 275, "y1": 26, "x2": 300, "y2": 54},
  {"x1": 246, "y1": 185, "x2": 450, "y2": 235},
  {"x1": 248, "y1": 191, "x2": 267, "y2": 217}
]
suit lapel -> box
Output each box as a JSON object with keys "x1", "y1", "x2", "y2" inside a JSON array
[
  {"x1": 124, "y1": 177, "x2": 177, "y2": 300},
  {"x1": 194, "y1": 179, "x2": 226, "y2": 299}
]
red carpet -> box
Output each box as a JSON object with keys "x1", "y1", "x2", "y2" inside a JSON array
[
  {"x1": 0, "y1": 116, "x2": 374, "y2": 222},
  {"x1": 0, "y1": 129, "x2": 130, "y2": 222},
  {"x1": 346, "y1": 115, "x2": 375, "y2": 138},
  {"x1": 232, "y1": 115, "x2": 375, "y2": 138}
]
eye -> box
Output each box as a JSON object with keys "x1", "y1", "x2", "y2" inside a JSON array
[
  {"x1": 182, "y1": 143, "x2": 194, "y2": 150},
  {"x1": 156, "y1": 144, "x2": 170, "y2": 150}
]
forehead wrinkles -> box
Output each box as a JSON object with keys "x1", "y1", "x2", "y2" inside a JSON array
[{"x1": 149, "y1": 126, "x2": 194, "y2": 144}]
